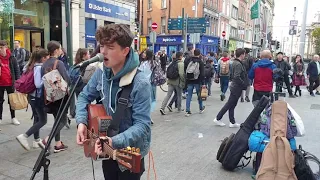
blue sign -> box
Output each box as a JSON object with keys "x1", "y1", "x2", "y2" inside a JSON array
[
  {"x1": 146, "y1": 35, "x2": 185, "y2": 44},
  {"x1": 85, "y1": 0, "x2": 130, "y2": 21}
]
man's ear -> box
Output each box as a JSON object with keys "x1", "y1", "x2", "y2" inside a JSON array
[{"x1": 123, "y1": 47, "x2": 130, "y2": 57}]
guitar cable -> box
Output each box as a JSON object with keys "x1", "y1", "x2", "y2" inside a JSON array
[{"x1": 91, "y1": 157, "x2": 96, "y2": 180}]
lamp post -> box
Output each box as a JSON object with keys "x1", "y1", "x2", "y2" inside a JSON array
[{"x1": 65, "y1": 0, "x2": 73, "y2": 65}]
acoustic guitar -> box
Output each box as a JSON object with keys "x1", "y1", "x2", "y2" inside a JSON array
[{"x1": 84, "y1": 104, "x2": 142, "y2": 173}]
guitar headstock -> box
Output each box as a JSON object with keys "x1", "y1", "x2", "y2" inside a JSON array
[{"x1": 116, "y1": 147, "x2": 142, "y2": 173}]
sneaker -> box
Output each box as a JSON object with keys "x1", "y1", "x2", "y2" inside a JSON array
[
  {"x1": 245, "y1": 96, "x2": 250, "y2": 102},
  {"x1": 220, "y1": 94, "x2": 224, "y2": 101},
  {"x1": 185, "y1": 111, "x2": 192, "y2": 117},
  {"x1": 151, "y1": 119, "x2": 154, "y2": 125},
  {"x1": 213, "y1": 118, "x2": 226, "y2": 127},
  {"x1": 160, "y1": 109, "x2": 166, "y2": 115},
  {"x1": 12, "y1": 118, "x2": 20, "y2": 125},
  {"x1": 311, "y1": 93, "x2": 315, "y2": 97},
  {"x1": 240, "y1": 98, "x2": 244, "y2": 102},
  {"x1": 199, "y1": 106, "x2": 205, "y2": 114},
  {"x1": 167, "y1": 106, "x2": 173, "y2": 112},
  {"x1": 54, "y1": 142, "x2": 68, "y2": 153},
  {"x1": 16, "y1": 134, "x2": 30, "y2": 151},
  {"x1": 33, "y1": 138, "x2": 44, "y2": 149},
  {"x1": 229, "y1": 123, "x2": 240, "y2": 128}
]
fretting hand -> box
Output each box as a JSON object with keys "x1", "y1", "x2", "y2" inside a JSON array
[{"x1": 95, "y1": 137, "x2": 113, "y2": 156}]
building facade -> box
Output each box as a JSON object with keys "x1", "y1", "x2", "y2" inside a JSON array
[{"x1": 219, "y1": 0, "x2": 230, "y2": 52}]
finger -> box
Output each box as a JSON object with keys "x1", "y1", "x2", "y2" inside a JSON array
[{"x1": 77, "y1": 133, "x2": 83, "y2": 145}]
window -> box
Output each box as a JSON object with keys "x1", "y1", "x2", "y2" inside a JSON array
[
  {"x1": 231, "y1": 27, "x2": 237, "y2": 38},
  {"x1": 148, "y1": 0, "x2": 152, "y2": 10},
  {"x1": 213, "y1": 0, "x2": 218, "y2": 9},
  {"x1": 161, "y1": 0, "x2": 166, "y2": 8},
  {"x1": 148, "y1": 18, "x2": 152, "y2": 33},
  {"x1": 232, "y1": 5, "x2": 238, "y2": 19},
  {"x1": 161, "y1": 17, "x2": 166, "y2": 34}
]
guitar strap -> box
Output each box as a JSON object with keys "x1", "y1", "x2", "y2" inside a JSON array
[{"x1": 107, "y1": 71, "x2": 139, "y2": 137}]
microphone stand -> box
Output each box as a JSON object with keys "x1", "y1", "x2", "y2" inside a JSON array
[{"x1": 30, "y1": 66, "x2": 86, "y2": 180}]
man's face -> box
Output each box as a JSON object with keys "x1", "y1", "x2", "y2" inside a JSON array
[
  {"x1": 0, "y1": 45, "x2": 7, "y2": 56},
  {"x1": 277, "y1": 54, "x2": 283, "y2": 60},
  {"x1": 314, "y1": 56, "x2": 320, "y2": 62},
  {"x1": 14, "y1": 41, "x2": 20, "y2": 49},
  {"x1": 100, "y1": 42, "x2": 130, "y2": 68}
]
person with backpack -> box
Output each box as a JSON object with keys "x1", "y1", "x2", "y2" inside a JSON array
[
  {"x1": 0, "y1": 40, "x2": 21, "y2": 127},
  {"x1": 13, "y1": 40, "x2": 30, "y2": 75},
  {"x1": 68, "y1": 48, "x2": 91, "y2": 128},
  {"x1": 41, "y1": 40, "x2": 70, "y2": 153},
  {"x1": 160, "y1": 51, "x2": 185, "y2": 115},
  {"x1": 16, "y1": 49, "x2": 49, "y2": 150},
  {"x1": 217, "y1": 51, "x2": 232, "y2": 101},
  {"x1": 184, "y1": 48, "x2": 206, "y2": 117},
  {"x1": 204, "y1": 59, "x2": 214, "y2": 96},
  {"x1": 213, "y1": 48, "x2": 248, "y2": 128},
  {"x1": 240, "y1": 48, "x2": 254, "y2": 102},
  {"x1": 76, "y1": 24, "x2": 151, "y2": 180}
]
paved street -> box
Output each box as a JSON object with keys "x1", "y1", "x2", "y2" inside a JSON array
[{"x1": 1, "y1": 83, "x2": 320, "y2": 180}]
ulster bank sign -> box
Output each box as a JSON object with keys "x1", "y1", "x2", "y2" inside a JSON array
[{"x1": 85, "y1": 0, "x2": 130, "y2": 21}]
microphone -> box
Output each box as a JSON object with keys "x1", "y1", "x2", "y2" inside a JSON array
[{"x1": 74, "y1": 53, "x2": 104, "y2": 68}]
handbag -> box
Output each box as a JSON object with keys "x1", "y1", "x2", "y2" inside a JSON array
[
  {"x1": 8, "y1": 92, "x2": 28, "y2": 110},
  {"x1": 201, "y1": 86, "x2": 208, "y2": 98},
  {"x1": 287, "y1": 103, "x2": 305, "y2": 137}
]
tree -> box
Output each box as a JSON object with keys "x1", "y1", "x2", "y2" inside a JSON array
[{"x1": 312, "y1": 27, "x2": 320, "y2": 55}]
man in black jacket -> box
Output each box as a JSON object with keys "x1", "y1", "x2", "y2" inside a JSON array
[
  {"x1": 241, "y1": 48, "x2": 254, "y2": 102},
  {"x1": 0, "y1": 40, "x2": 21, "y2": 126},
  {"x1": 184, "y1": 48, "x2": 205, "y2": 117},
  {"x1": 274, "y1": 52, "x2": 295, "y2": 98},
  {"x1": 213, "y1": 48, "x2": 248, "y2": 128},
  {"x1": 307, "y1": 54, "x2": 320, "y2": 96},
  {"x1": 160, "y1": 50, "x2": 167, "y2": 73}
]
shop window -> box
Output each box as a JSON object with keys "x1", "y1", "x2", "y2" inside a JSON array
[
  {"x1": 161, "y1": 17, "x2": 166, "y2": 34},
  {"x1": 147, "y1": 18, "x2": 152, "y2": 33}
]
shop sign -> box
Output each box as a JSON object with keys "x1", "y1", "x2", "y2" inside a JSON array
[{"x1": 85, "y1": 0, "x2": 130, "y2": 21}]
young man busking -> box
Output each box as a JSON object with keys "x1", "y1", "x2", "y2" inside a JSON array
[
  {"x1": 213, "y1": 48, "x2": 248, "y2": 128},
  {"x1": 76, "y1": 24, "x2": 151, "y2": 179},
  {"x1": 0, "y1": 40, "x2": 21, "y2": 127}
]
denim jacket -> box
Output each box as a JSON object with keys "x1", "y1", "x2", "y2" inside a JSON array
[{"x1": 76, "y1": 52, "x2": 151, "y2": 170}]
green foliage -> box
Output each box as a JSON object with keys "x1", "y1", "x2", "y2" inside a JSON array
[{"x1": 312, "y1": 28, "x2": 320, "y2": 55}]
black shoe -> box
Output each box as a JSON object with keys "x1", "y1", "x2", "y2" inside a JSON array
[
  {"x1": 151, "y1": 119, "x2": 154, "y2": 125},
  {"x1": 245, "y1": 96, "x2": 250, "y2": 102},
  {"x1": 241, "y1": 98, "x2": 244, "y2": 102},
  {"x1": 185, "y1": 111, "x2": 192, "y2": 117},
  {"x1": 167, "y1": 106, "x2": 173, "y2": 112},
  {"x1": 200, "y1": 106, "x2": 205, "y2": 114},
  {"x1": 160, "y1": 109, "x2": 166, "y2": 115},
  {"x1": 299, "y1": 90, "x2": 302, "y2": 97}
]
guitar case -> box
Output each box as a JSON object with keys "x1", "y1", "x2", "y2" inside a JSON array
[{"x1": 216, "y1": 95, "x2": 270, "y2": 171}]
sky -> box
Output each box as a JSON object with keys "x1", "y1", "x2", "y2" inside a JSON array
[{"x1": 272, "y1": 0, "x2": 320, "y2": 41}]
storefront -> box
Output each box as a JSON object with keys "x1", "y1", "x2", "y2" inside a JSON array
[
  {"x1": 145, "y1": 35, "x2": 220, "y2": 55},
  {"x1": 229, "y1": 39, "x2": 237, "y2": 54},
  {"x1": 81, "y1": 0, "x2": 135, "y2": 52},
  {"x1": 0, "y1": 0, "x2": 50, "y2": 51}
]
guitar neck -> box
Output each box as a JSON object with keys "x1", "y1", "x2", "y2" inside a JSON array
[{"x1": 103, "y1": 143, "x2": 117, "y2": 160}]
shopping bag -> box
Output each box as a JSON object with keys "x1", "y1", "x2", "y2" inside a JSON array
[
  {"x1": 287, "y1": 103, "x2": 305, "y2": 137},
  {"x1": 201, "y1": 86, "x2": 208, "y2": 98},
  {"x1": 8, "y1": 92, "x2": 28, "y2": 110}
]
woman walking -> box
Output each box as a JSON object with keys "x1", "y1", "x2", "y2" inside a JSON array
[{"x1": 292, "y1": 55, "x2": 306, "y2": 97}]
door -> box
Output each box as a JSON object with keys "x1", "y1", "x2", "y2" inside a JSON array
[{"x1": 30, "y1": 31, "x2": 44, "y2": 52}]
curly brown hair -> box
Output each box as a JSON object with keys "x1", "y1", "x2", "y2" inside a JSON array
[{"x1": 95, "y1": 24, "x2": 133, "y2": 48}]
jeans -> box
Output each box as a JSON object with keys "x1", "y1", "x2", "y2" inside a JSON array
[
  {"x1": 216, "y1": 89, "x2": 242, "y2": 124},
  {"x1": 25, "y1": 95, "x2": 47, "y2": 140},
  {"x1": 205, "y1": 78, "x2": 212, "y2": 96},
  {"x1": 102, "y1": 159, "x2": 144, "y2": 180},
  {"x1": 0, "y1": 86, "x2": 15, "y2": 119},
  {"x1": 161, "y1": 84, "x2": 182, "y2": 110},
  {"x1": 220, "y1": 76, "x2": 229, "y2": 94},
  {"x1": 186, "y1": 84, "x2": 203, "y2": 112}
]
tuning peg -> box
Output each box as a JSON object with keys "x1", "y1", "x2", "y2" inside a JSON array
[
  {"x1": 136, "y1": 148, "x2": 140, "y2": 153},
  {"x1": 132, "y1": 147, "x2": 136, "y2": 153},
  {"x1": 126, "y1": 147, "x2": 132, "y2": 152}
]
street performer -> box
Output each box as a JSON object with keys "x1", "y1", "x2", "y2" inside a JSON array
[{"x1": 76, "y1": 24, "x2": 151, "y2": 180}]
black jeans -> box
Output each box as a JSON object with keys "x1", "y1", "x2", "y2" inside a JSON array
[
  {"x1": 0, "y1": 86, "x2": 15, "y2": 119},
  {"x1": 216, "y1": 88, "x2": 242, "y2": 124},
  {"x1": 284, "y1": 75, "x2": 293, "y2": 95},
  {"x1": 26, "y1": 95, "x2": 47, "y2": 139},
  {"x1": 102, "y1": 158, "x2": 145, "y2": 180},
  {"x1": 309, "y1": 76, "x2": 320, "y2": 93}
]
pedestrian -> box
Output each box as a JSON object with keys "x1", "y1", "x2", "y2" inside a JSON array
[
  {"x1": 306, "y1": 54, "x2": 320, "y2": 96},
  {"x1": 16, "y1": 49, "x2": 49, "y2": 150},
  {"x1": 292, "y1": 55, "x2": 306, "y2": 97},
  {"x1": 213, "y1": 48, "x2": 248, "y2": 128},
  {"x1": 160, "y1": 50, "x2": 167, "y2": 73},
  {"x1": 160, "y1": 51, "x2": 185, "y2": 115},
  {"x1": 0, "y1": 40, "x2": 20, "y2": 126},
  {"x1": 204, "y1": 59, "x2": 214, "y2": 96},
  {"x1": 274, "y1": 52, "x2": 295, "y2": 98},
  {"x1": 184, "y1": 48, "x2": 206, "y2": 117},
  {"x1": 248, "y1": 50, "x2": 276, "y2": 106},
  {"x1": 241, "y1": 48, "x2": 254, "y2": 102},
  {"x1": 139, "y1": 49, "x2": 157, "y2": 124},
  {"x1": 13, "y1": 40, "x2": 28, "y2": 74},
  {"x1": 58, "y1": 48, "x2": 69, "y2": 70},
  {"x1": 217, "y1": 51, "x2": 232, "y2": 101},
  {"x1": 41, "y1": 40, "x2": 70, "y2": 152},
  {"x1": 76, "y1": 24, "x2": 150, "y2": 180}
]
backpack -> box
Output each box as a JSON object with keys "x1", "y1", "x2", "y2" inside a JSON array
[
  {"x1": 186, "y1": 60, "x2": 200, "y2": 80},
  {"x1": 15, "y1": 68, "x2": 36, "y2": 94},
  {"x1": 217, "y1": 95, "x2": 270, "y2": 171},
  {"x1": 166, "y1": 60, "x2": 179, "y2": 80},
  {"x1": 42, "y1": 60, "x2": 68, "y2": 104},
  {"x1": 150, "y1": 64, "x2": 166, "y2": 86},
  {"x1": 220, "y1": 60, "x2": 230, "y2": 75},
  {"x1": 204, "y1": 64, "x2": 213, "y2": 78},
  {"x1": 294, "y1": 145, "x2": 320, "y2": 180},
  {"x1": 20, "y1": 48, "x2": 30, "y2": 62},
  {"x1": 256, "y1": 100, "x2": 298, "y2": 180}
]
